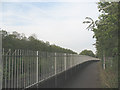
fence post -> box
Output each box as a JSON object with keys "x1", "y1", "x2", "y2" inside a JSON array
[
  {"x1": 8, "y1": 49, "x2": 11, "y2": 88},
  {"x1": 64, "y1": 53, "x2": 66, "y2": 80},
  {"x1": 36, "y1": 51, "x2": 39, "y2": 86},
  {"x1": 102, "y1": 51, "x2": 106, "y2": 70}
]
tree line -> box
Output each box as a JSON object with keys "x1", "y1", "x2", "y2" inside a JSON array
[{"x1": 1, "y1": 30, "x2": 77, "y2": 54}]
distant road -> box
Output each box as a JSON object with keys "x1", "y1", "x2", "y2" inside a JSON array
[{"x1": 61, "y1": 61, "x2": 101, "y2": 88}]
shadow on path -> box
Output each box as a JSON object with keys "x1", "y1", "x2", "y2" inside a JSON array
[{"x1": 62, "y1": 61, "x2": 101, "y2": 88}]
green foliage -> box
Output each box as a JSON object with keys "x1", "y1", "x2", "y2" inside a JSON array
[
  {"x1": 83, "y1": 2, "x2": 119, "y2": 87},
  {"x1": 79, "y1": 49, "x2": 95, "y2": 57},
  {"x1": 1, "y1": 30, "x2": 77, "y2": 54},
  {"x1": 83, "y1": 2, "x2": 119, "y2": 58}
]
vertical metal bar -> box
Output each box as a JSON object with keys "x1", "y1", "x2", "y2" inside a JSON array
[
  {"x1": 29, "y1": 50, "x2": 31, "y2": 86},
  {"x1": 8, "y1": 49, "x2": 11, "y2": 88},
  {"x1": 64, "y1": 53, "x2": 66, "y2": 71},
  {"x1": 52, "y1": 53, "x2": 53, "y2": 75},
  {"x1": 45, "y1": 52, "x2": 47, "y2": 78},
  {"x1": 4, "y1": 50, "x2": 6, "y2": 88},
  {"x1": 23, "y1": 50, "x2": 24, "y2": 88},
  {"x1": 68, "y1": 54, "x2": 70, "y2": 69},
  {"x1": 71, "y1": 54, "x2": 72, "y2": 68},
  {"x1": 27, "y1": 50, "x2": 29, "y2": 87},
  {"x1": 52, "y1": 53, "x2": 54, "y2": 75},
  {"x1": 47, "y1": 52, "x2": 48, "y2": 77},
  {"x1": 6, "y1": 50, "x2": 9, "y2": 89},
  {"x1": 34, "y1": 51, "x2": 36, "y2": 83},
  {"x1": 19, "y1": 49, "x2": 21, "y2": 88},
  {"x1": 2, "y1": 48, "x2": 4, "y2": 88},
  {"x1": 43, "y1": 52, "x2": 45, "y2": 79},
  {"x1": 28, "y1": 50, "x2": 30, "y2": 86},
  {"x1": 17, "y1": 49, "x2": 19, "y2": 88},
  {"x1": 34, "y1": 51, "x2": 35, "y2": 83},
  {"x1": 25, "y1": 50, "x2": 27, "y2": 87},
  {"x1": 42, "y1": 52, "x2": 43, "y2": 80},
  {"x1": 31, "y1": 51, "x2": 32, "y2": 85},
  {"x1": 68, "y1": 54, "x2": 69, "y2": 69},
  {"x1": 31, "y1": 51, "x2": 33, "y2": 85},
  {"x1": 41, "y1": 52, "x2": 43, "y2": 80},
  {"x1": 23, "y1": 50, "x2": 25, "y2": 88},
  {"x1": 24, "y1": 50, "x2": 26, "y2": 88},
  {"x1": 71, "y1": 54, "x2": 73, "y2": 68},
  {"x1": 60, "y1": 53, "x2": 62, "y2": 72},
  {"x1": 5, "y1": 50, "x2": 7, "y2": 88},
  {"x1": 16, "y1": 49, "x2": 18, "y2": 88},
  {"x1": 3, "y1": 48, "x2": 6, "y2": 89},
  {"x1": 38, "y1": 51, "x2": 40, "y2": 81},
  {"x1": 21, "y1": 50, "x2": 23, "y2": 88},
  {"x1": 64, "y1": 53, "x2": 66, "y2": 80},
  {"x1": 20, "y1": 50, "x2": 22, "y2": 88},
  {"x1": 50, "y1": 53, "x2": 51, "y2": 76},
  {"x1": 30, "y1": 51, "x2": 32, "y2": 85},
  {"x1": 54, "y1": 53, "x2": 56, "y2": 75},
  {"x1": 26, "y1": 50, "x2": 28, "y2": 87},
  {"x1": 45, "y1": 52, "x2": 46, "y2": 79},
  {"x1": 17, "y1": 50, "x2": 20, "y2": 88},
  {"x1": 0, "y1": 47, "x2": 3, "y2": 89},
  {"x1": 30, "y1": 50, "x2": 31, "y2": 85},
  {"x1": 11, "y1": 50, "x2": 14, "y2": 88},
  {"x1": 40, "y1": 52, "x2": 42, "y2": 81},
  {"x1": 39, "y1": 51, "x2": 41, "y2": 81},
  {"x1": 36, "y1": 51, "x2": 39, "y2": 85},
  {"x1": 54, "y1": 52, "x2": 57, "y2": 88},
  {"x1": 61, "y1": 53, "x2": 62, "y2": 72},
  {"x1": 48, "y1": 53, "x2": 49, "y2": 77},
  {"x1": 47, "y1": 52, "x2": 49, "y2": 77},
  {"x1": 46, "y1": 52, "x2": 47, "y2": 78},
  {"x1": 32, "y1": 51, "x2": 34, "y2": 85},
  {"x1": 14, "y1": 50, "x2": 16, "y2": 88}
]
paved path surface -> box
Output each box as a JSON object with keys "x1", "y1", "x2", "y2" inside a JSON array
[{"x1": 62, "y1": 61, "x2": 101, "y2": 88}]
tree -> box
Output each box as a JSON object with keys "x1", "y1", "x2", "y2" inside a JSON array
[
  {"x1": 83, "y1": 2, "x2": 119, "y2": 58},
  {"x1": 2, "y1": 30, "x2": 77, "y2": 54},
  {"x1": 83, "y1": 17, "x2": 98, "y2": 31},
  {"x1": 83, "y1": 2, "x2": 119, "y2": 71},
  {"x1": 79, "y1": 49, "x2": 95, "y2": 57}
]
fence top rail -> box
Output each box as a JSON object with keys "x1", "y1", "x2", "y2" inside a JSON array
[
  {"x1": 2, "y1": 48, "x2": 77, "y2": 55},
  {"x1": 2, "y1": 48, "x2": 100, "y2": 60}
]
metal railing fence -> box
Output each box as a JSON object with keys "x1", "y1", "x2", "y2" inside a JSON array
[{"x1": 2, "y1": 48, "x2": 99, "y2": 89}]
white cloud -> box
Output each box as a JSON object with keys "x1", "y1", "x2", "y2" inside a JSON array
[
  {"x1": 1, "y1": 2, "x2": 100, "y2": 53},
  {"x1": 3, "y1": 0, "x2": 119, "y2": 2},
  {"x1": 2, "y1": 0, "x2": 100, "y2": 2}
]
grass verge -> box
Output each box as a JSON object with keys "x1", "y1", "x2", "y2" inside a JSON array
[{"x1": 98, "y1": 57, "x2": 118, "y2": 88}]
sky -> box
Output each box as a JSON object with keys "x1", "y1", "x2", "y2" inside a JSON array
[{"x1": 0, "y1": 0, "x2": 101, "y2": 54}]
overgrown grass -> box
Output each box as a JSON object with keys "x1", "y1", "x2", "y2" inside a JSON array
[{"x1": 98, "y1": 57, "x2": 118, "y2": 88}]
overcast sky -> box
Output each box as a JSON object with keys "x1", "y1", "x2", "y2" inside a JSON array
[{"x1": 1, "y1": 0, "x2": 100, "y2": 54}]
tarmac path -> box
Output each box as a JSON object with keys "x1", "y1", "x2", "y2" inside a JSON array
[{"x1": 62, "y1": 61, "x2": 101, "y2": 88}]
